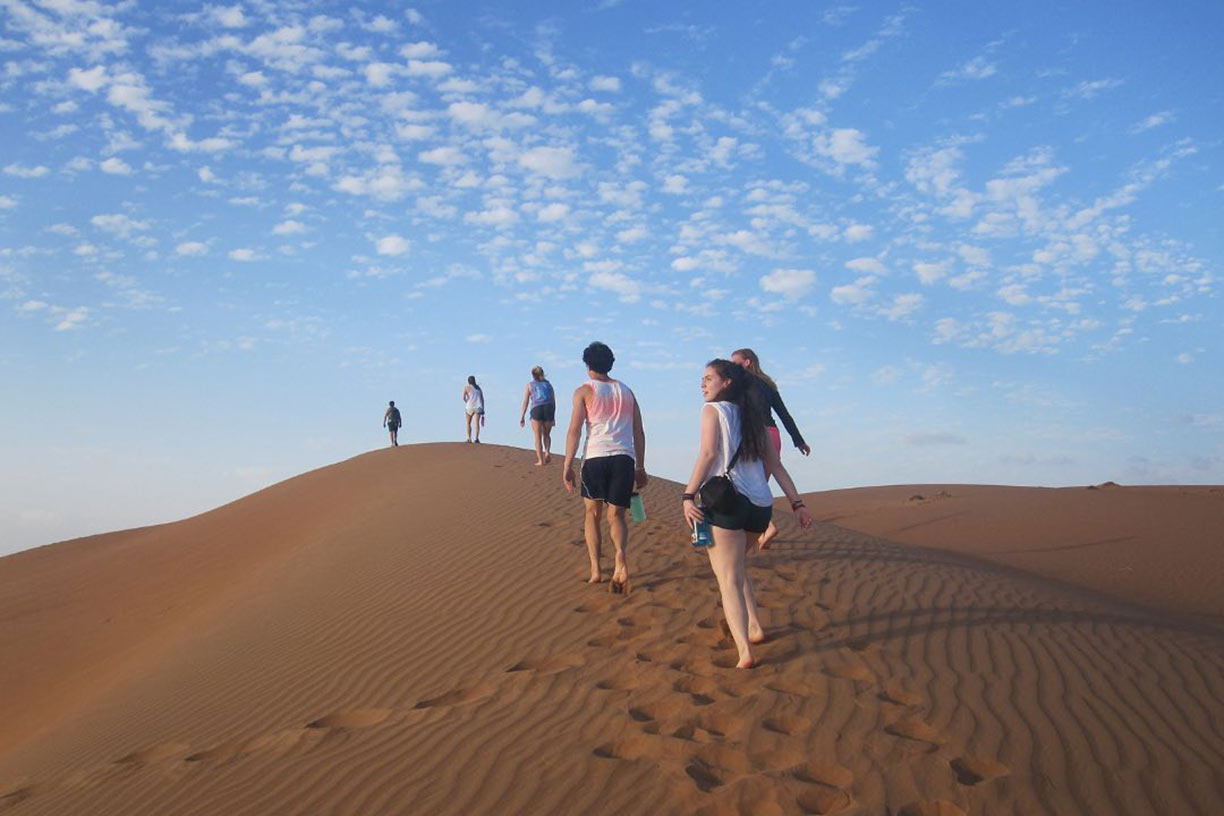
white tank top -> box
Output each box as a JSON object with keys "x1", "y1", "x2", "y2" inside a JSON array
[
  {"x1": 707, "y1": 401, "x2": 773, "y2": 508},
  {"x1": 464, "y1": 385, "x2": 484, "y2": 412},
  {"x1": 582, "y1": 379, "x2": 636, "y2": 460}
]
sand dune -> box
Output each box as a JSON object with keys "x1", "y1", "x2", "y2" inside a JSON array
[{"x1": 1, "y1": 444, "x2": 1221, "y2": 815}]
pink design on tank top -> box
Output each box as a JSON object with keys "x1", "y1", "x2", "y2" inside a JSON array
[{"x1": 583, "y1": 379, "x2": 636, "y2": 460}]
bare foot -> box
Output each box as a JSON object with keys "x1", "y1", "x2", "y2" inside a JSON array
[
  {"x1": 748, "y1": 626, "x2": 767, "y2": 644},
  {"x1": 736, "y1": 654, "x2": 756, "y2": 669},
  {"x1": 544, "y1": 453, "x2": 552, "y2": 463},
  {"x1": 587, "y1": 573, "x2": 603, "y2": 584},
  {"x1": 534, "y1": 460, "x2": 545, "y2": 466},
  {"x1": 757, "y1": 526, "x2": 778, "y2": 550}
]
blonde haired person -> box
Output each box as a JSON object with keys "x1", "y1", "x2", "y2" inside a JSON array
[
  {"x1": 519, "y1": 366, "x2": 557, "y2": 466},
  {"x1": 731, "y1": 348, "x2": 810, "y2": 549}
]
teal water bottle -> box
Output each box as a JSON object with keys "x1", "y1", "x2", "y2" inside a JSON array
[
  {"x1": 629, "y1": 492, "x2": 646, "y2": 522},
  {"x1": 691, "y1": 519, "x2": 711, "y2": 548}
]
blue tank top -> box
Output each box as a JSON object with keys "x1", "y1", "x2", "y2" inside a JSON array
[{"x1": 529, "y1": 379, "x2": 554, "y2": 408}]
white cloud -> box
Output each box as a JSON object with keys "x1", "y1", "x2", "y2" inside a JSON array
[
  {"x1": 4, "y1": 163, "x2": 49, "y2": 178},
  {"x1": 54, "y1": 306, "x2": 88, "y2": 331},
  {"x1": 211, "y1": 5, "x2": 248, "y2": 28},
  {"x1": 198, "y1": 166, "x2": 218, "y2": 183},
  {"x1": 830, "y1": 275, "x2": 877, "y2": 305},
  {"x1": 914, "y1": 261, "x2": 948, "y2": 285},
  {"x1": 590, "y1": 75, "x2": 621, "y2": 92},
  {"x1": 939, "y1": 55, "x2": 996, "y2": 83},
  {"x1": 376, "y1": 235, "x2": 409, "y2": 255},
  {"x1": 589, "y1": 270, "x2": 641, "y2": 302},
  {"x1": 91, "y1": 213, "x2": 148, "y2": 237},
  {"x1": 228, "y1": 248, "x2": 257, "y2": 261},
  {"x1": 0, "y1": 195, "x2": 16, "y2": 210},
  {"x1": 99, "y1": 157, "x2": 132, "y2": 175},
  {"x1": 880, "y1": 293, "x2": 924, "y2": 320},
  {"x1": 662, "y1": 174, "x2": 688, "y2": 194},
  {"x1": 1131, "y1": 111, "x2": 1174, "y2": 133},
  {"x1": 464, "y1": 205, "x2": 519, "y2": 227},
  {"x1": 401, "y1": 42, "x2": 440, "y2": 59},
  {"x1": 814, "y1": 128, "x2": 878, "y2": 169},
  {"x1": 844, "y1": 223, "x2": 873, "y2": 242},
  {"x1": 466, "y1": 333, "x2": 491, "y2": 343},
  {"x1": 1176, "y1": 352, "x2": 1193, "y2": 365},
  {"x1": 518, "y1": 146, "x2": 579, "y2": 179},
  {"x1": 176, "y1": 241, "x2": 208, "y2": 256},
  {"x1": 616, "y1": 226, "x2": 647, "y2": 243},
  {"x1": 419, "y1": 145, "x2": 468, "y2": 165},
  {"x1": 365, "y1": 62, "x2": 395, "y2": 86},
  {"x1": 406, "y1": 60, "x2": 453, "y2": 78},
  {"x1": 273, "y1": 220, "x2": 305, "y2": 235},
  {"x1": 760, "y1": 268, "x2": 816, "y2": 299},
  {"x1": 537, "y1": 203, "x2": 570, "y2": 222},
  {"x1": 845, "y1": 257, "x2": 887, "y2": 276},
  {"x1": 67, "y1": 66, "x2": 107, "y2": 92}
]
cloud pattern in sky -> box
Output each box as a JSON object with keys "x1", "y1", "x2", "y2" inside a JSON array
[{"x1": 0, "y1": 0, "x2": 1221, "y2": 552}]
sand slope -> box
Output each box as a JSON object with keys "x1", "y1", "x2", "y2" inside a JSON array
[
  {"x1": 1, "y1": 444, "x2": 1222, "y2": 815},
  {"x1": 811, "y1": 483, "x2": 1224, "y2": 621}
]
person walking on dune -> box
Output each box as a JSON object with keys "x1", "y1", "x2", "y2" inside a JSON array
[
  {"x1": 383, "y1": 400, "x2": 402, "y2": 447},
  {"x1": 462, "y1": 375, "x2": 485, "y2": 443},
  {"x1": 519, "y1": 366, "x2": 557, "y2": 466},
  {"x1": 562, "y1": 342, "x2": 647, "y2": 594},
  {"x1": 731, "y1": 348, "x2": 810, "y2": 550},
  {"x1": 681, "y1": 359, "x2": 813, "y2": 669}
]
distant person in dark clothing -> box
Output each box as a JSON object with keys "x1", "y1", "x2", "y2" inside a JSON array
[
  {"x1": 731, "y1": 348, "x2": 811, "y2": 549},
  {"x1": 384, "y1": 400, "x2": 402, "y2": 447}
]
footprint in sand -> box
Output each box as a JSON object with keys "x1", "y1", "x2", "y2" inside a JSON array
[
  {"x1": 898, "y1": 801, "x2": 968, "y2": 816},
  {"x1": 591, "y1": 734, "x2": 657, "y2": 761},
  {"x1": 879, "y1": 683, "x2": 924, "y2": 707},
  {"x1": 505, "y1": 653, "x2": 585, "y2": 675},
  {"x1": 306, "y1": 708, "x2": 392, "y2": 730},
  {"x1": 413, "y1": 682, "x2": 495, "y2": 709},
  {"x1": 791, "y1": 760, "x2": 854, "y2": 790},
  {"x1": 762, "y1": 714, "x2": 812, "y2": 736},
  {"x1": 823, "y1": 661, "x2": 876, "y2": 687},
  {"x1": 884, "y1": 715, "x2": 946, "y2": 749},
  {"x1": 793, "y1": 785, "x2": 854, "y2": 815},
  {"x1": 592, "y1": 667, "x2": 638, "y2": 691},
  {"x1": 950, "y1": 756, "x2": 1010, "y2": 786},
  {"x1": 115, "y1": 743, "x2": 191, "y2": 765}
]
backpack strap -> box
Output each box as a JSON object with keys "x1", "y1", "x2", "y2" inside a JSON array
[{"x1": 725, "y1": 441, "x2": 743, "y2": 475}]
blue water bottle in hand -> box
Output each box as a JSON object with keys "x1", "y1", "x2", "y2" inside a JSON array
[{"x1": 691, "y1": 519, "x2": 711, "y2": 548}]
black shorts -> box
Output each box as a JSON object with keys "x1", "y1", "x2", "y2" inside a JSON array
[
  {"x1": 529, "y1": 402, "x2": 555, "y2": 423},
  {"x1": 706, "y1": 493, "x2": 773, "y2": 533},
  {"x1": 580, "y1": 454, "x2": 635, "y2": 509}
]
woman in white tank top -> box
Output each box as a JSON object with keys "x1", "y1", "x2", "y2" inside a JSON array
[{"x1": 680, "y1": 359, "x2": 814, "y2": 669}]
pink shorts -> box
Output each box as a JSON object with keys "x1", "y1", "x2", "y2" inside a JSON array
[{"x1": 768, "y1": 426, "x2": 782, "y2": 455}]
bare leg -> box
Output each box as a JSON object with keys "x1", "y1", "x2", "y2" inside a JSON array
[
  {"x1": 531, "y1": 419, "x2": 545, "y2": 465},
  {"x1": 742, "y1": 546, "x2": 765, "y2": 643},
  {"x1": 706, "y1": 526, "x2": 755, "y2": 668},
  {"x1": 607, "y1": 505, "x2": 629, "y2": 590},
  {"x1": 758, "y1": 521, "x2": 778, "y2": 550},
  {"x1": 465, "y1": 413, "x2": 473, "y2": 442},
  {"x1": 543, "y1": 421, "x2": 553, "y2": 463},
  {"x1": 583, "y1": 498, "x2": 604, "y2": 583}
]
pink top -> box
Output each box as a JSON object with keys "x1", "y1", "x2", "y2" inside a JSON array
[{"x1": 582, "y1": 379, "x2": 637, "y2": 461}]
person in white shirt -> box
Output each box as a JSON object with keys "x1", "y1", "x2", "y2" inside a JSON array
[
  {"x1": 562, "y1": 342, "x2": 647, "y2": 594},
  {"x1": 681, "y1": 359, "x2": 814, "y2": 668},
  {"x1": 462, "y1": 375, "x2": 485, "y2": 443}
]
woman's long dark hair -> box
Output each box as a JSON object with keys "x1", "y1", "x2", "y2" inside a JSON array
[{"x1": 707, "y1": 359, "x2": 768, "y2": 462}]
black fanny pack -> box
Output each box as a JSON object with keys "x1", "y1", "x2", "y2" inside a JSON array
[{"x1": 699, "y1": 442, "x2": 743, "y2": 514}]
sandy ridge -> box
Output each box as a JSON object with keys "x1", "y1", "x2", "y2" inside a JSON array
[{"x1": 2, "y1": 444, "x2": 1222, "y2": 814}]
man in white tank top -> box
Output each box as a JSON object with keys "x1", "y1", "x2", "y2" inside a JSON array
[{"x1": 562, "y1": 342, "x2": 647, "y2": 593}]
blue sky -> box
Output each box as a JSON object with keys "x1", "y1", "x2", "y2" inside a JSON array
[{"x1": 1, "y1": 0, "x2": 1221, "y2": 554}]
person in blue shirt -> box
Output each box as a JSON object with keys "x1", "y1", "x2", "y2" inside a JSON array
[{"x1": 519, "y1": 365, "x2": 557, "y2": 466}]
